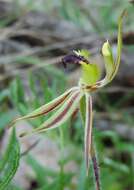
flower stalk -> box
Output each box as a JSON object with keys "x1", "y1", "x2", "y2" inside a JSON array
[{"x1": 92, "y1": 152, "x2": 101, "y2": 190}]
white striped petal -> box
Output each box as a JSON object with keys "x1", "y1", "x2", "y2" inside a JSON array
[{"x1": 84, "y1": 93, "x2": 93, "y2": 175}]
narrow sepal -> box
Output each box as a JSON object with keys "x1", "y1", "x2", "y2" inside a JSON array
[
  {"x1": 79, "y1": 95, "x2": 86, "y2": 125},
  {"x1": 8, "y1": 87, "x2": 79, "y2": 129},
  {"x1": 111, "y1": 10, "x2": 127, "y2": 80},
  {"x1": 100, "y1": 10, "x2": 126, "y2": 87},
  {"x1": 20, "y1": 90, "x2": 83, "y2": 137},
  {"x1": 84, "y1": 93, "x2": 93, "y2": 175}
]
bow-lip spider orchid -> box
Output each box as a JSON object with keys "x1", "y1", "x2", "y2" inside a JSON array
[{"x1": 8, "y1": 11, "x2": 126, "y2": 189}]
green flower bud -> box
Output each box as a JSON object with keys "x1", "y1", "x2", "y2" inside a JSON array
[{"x1": 102, "y1": 40, "x2": 114, "y2": 82}]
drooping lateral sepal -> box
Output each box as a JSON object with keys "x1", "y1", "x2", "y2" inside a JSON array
[
  {"x1": 8, "y1": 87, "x2": 79, "y2": 129},
  {"x1": 19, "y1": 90, "x2": 83, "y2": 137}
]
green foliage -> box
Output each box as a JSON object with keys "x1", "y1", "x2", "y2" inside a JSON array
[
  {"x1": 0, "y1": 129, "x2": 20, "y2": 190},
  {"x1": 60, "y1": 0, "x2": 88, "y2": 27},
  {"x1": 77, "y1": 161, "x2": 87, "y2": 190},
  {"x1": 26, "y1": 155, "x2": 74, "y2": 190},
  {"x1": 9, "y1": 66, "x2": 66, "y2": 128},
  {"x1": 0, "y1": 110, "x2": 17, "y2": 134},
  {"x1": 6, "y1": 184, "x2": 24, "y2": 190},
  {"x1": 1, "y1": 64, "x2": 133, "y2": 190}
]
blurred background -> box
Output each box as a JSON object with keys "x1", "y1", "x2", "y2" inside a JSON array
[{"x1": 0, "y1": 0, "x2": 134, "y2": 190}]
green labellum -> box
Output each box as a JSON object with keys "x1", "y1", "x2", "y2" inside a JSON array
[{"x1": 80, "y1": 61, "x2": 100, "y2": 85}]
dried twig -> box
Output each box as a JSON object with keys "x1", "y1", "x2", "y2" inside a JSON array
[{"x1": 21, "y1": 139, "x2": 40, "y2": 157}]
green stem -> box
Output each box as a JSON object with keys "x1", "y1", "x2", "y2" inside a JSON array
[{"x1": 80, "y1": 94, "x2": 102, "y2": 190}]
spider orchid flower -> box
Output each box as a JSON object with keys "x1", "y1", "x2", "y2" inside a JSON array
[{"x1": 8, "y1": 12, "x2": 125, "y2": 176}]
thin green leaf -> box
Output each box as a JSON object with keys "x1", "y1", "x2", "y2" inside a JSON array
[
  {"x1": 0, "y1": 110, "x2": 17, "y2": 133},
  {"x1": 0, "y1": 129, "x2": 20, "y2": 190},
  {"x1": 10, "y1": 77, "x2": 25, "y2": 105},
  {"x1": 0, "y1": 89, "x2": 10, "y2": 103},
  {"x1": 77, "y1": 160, "x2": 87, "y2": 190},
  {"x1": 6, "y1": 184, "x2": 24, "y2": 190},
  {"x1": 26, "y1": 155, "x2": 47, "y2": 186},
  {"x1": 104, "y1": 157, "x2": 129, "y2": 174},
  {"x1": 26, "y1": 154, "x2": 58, "y2": 178}
]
